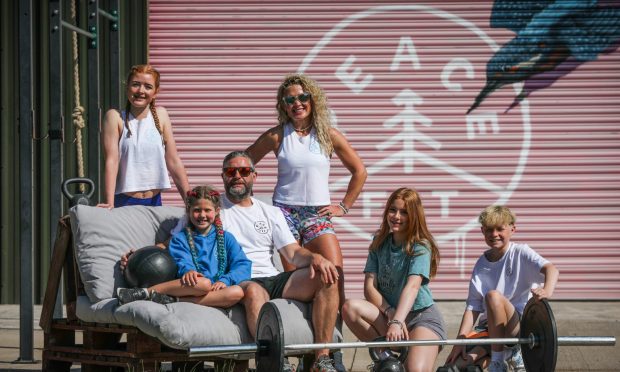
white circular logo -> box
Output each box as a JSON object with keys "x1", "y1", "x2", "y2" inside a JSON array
[
  {"x1": 254, "y1": 221, "x2": 270, "y2": 234},
  {"x1": 299, "y1": 5, "x2": 531, "y2": 246}
]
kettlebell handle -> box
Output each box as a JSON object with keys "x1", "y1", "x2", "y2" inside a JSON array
[
  {"x1": 369, "y1": 336, "x2": 409, "y2": 365},
  {"x1": 62, "y1": 178, "x2": 95, "y2": 200}
]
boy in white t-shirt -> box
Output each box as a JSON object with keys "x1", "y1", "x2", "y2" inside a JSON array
[{"x1": 445, "y1": 205, "x2": 559, "y2": 372}]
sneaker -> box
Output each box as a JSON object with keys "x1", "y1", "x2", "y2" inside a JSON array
[
  {"x1": 506, "y1": 345, "x2": 526, "y2": 372},
  {"x1": 282, "y1": 357, "x2": 296, "y2": 372},
  {"x1": 117, "y1": 288, "x2": 149, "y2": 305},
  {"x1": 150, "y1": 290, "x2": 178, "y2": 305},
  {"x1": 487, "y1": 360, "x2": 508, "y2": 372},
  {"x1": 312, "y1": 354, "x2": 337, "y2": 372},
  {"x1": 331, "y1": 350, "x2": 346, "y2": 372}
]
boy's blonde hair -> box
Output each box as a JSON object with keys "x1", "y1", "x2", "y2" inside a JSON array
[{"x1": 478, "y1": 205, "x2": 516, "y2": 227}]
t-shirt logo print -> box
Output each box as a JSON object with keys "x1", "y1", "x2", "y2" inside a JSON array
[{"x1": 254, "y1": 221, "x2": 269, "y2": 234}]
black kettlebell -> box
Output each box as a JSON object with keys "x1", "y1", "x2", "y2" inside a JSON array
[
  {"x1": 369, "y1": 336, "x2": 408, "y2": 372},
  {"x1": 62, "y1": 178, "x2": 95, "y2": 207}
]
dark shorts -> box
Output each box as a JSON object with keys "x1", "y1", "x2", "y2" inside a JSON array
[
  {"x1": 114, "y1": 193, "x2": 162, "y2": 208},
  {"x1": 251, "y1": 271, "x2": 294, "y2": 299},
  {"x1": 405, "y1": 304, "x2": 448, "y2": 341}
]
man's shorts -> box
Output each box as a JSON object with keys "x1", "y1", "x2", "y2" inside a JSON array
[
  {"x1": 273, "y1": 202, "x2": 335, "y2": 245},
  {"x1": 405, "y1": 304, "x2": 448, "y2": 341},
  {"x1": 114, "y1": 193, "x2": 162, "y2": 208},
  {"x1": 250, "y1": 271, "x2": 294, "y2": 299}
]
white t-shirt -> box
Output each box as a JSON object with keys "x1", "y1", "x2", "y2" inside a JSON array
[
  {"x1": 465, "y1": 242, "x2": 549, "y2": 318},
  {"x1": 172, "y1": 195, "x2": 297, "y2": 278}
]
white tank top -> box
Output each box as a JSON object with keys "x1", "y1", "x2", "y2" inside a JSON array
[
  {"x1": 115, "y1": 110, "x2": 171, "y2": 194},
  {"x1": 273, "y1": 123, "x2": 331, "y2": 206}
]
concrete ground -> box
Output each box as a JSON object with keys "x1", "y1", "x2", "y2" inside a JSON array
[{"x1": 0, "y1": 301, "x2": 618, "y2": 371}]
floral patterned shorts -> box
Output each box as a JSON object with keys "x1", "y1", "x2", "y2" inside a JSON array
[{"x1": 273, "y1": 202, "x2": 335, "y2": 245}]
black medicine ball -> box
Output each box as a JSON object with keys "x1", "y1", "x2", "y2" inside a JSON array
[{"x1": 124, "y1": 246, "x2": 177, "y2": 288}]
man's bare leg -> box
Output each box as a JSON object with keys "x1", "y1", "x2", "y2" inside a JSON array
[
  {"x1": 282, "y1": 268, "x2": 339, "y2": 359},
  {"x1": 239, "y1": 281, "x2": 270, "y2": 338}
]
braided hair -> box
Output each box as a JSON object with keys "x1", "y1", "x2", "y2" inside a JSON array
[
  {"x1": 184, "y1": 185, "x2": 227, "y2": 281},
  {"x1": 124, "y1": 64, "x2": 165, "y2": 146}
]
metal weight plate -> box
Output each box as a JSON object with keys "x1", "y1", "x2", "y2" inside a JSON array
[
  {"x1": 520, "y1": 298, "x2": 558, "y2": 372},
  {"x1": 256, "y1": 302, "x2": 285, "y2": 372}
]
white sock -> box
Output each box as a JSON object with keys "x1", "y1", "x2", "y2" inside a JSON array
[
  {"x1": 491, "y1": 350, "x2": 504, "y2": 363},
  {"x1": 504, "y1": 345, "x2": 516, "y2": 360}
]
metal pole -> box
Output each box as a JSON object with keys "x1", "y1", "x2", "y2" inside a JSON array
[
  {"x1": 17, "y1": 0, "x2": 35, "y2": 362},
  {"x1": 49, "y1": 0, "x2": 65, "y2": 321},
  {"x1": 189, "y1": 336, "x2": 616, "y2": 358},
  {"x1": 87, "y1": 0, "x2": 101, "y2": 200},
  {"x1": 60, "y1": 20, "x2": 96, "y2": 39},
  {"x1": 108, "y1": 0, "x2": 120, "y2": 109}
]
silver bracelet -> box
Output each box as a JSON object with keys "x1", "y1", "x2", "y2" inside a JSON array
[
  {"x1": 338, "y1": 202, "x2": 349, "y2": 215},
  {"x1": 387, "y1": 319, "x2": 405, "y2": 331}
]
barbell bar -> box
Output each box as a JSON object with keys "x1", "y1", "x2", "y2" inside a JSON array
[
  {"x1": 191, "y1": 336, "x2": 614, "y2": 355},
  {"x1": 189, "y1": 299, "x2": 615, "y2": 372}
]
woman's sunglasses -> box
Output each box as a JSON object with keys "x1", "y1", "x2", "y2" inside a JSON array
[
  {"x1": 222, "y1": 167, "x2": 254, "y2": 177},
  {"x1": 282, "y1": 92, "x2": 312, "y2": 105}
]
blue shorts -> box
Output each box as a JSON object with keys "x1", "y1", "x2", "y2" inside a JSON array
[
  {"x1": 273, "y1": 202, "x2": 335, "y2": 245},
  {"x1": 114, "y1": 193, "x2": 162, "y2": 208}
]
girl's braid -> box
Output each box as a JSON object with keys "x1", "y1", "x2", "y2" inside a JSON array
[
  {"x1": 124, "y1": 100, "x2": 132, "y2": 137},
  {"x1": 149, "y1": 99, "x2": 165, "y2": 146}
]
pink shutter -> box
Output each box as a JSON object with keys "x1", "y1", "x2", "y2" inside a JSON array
[{"x1": 149, "y1": 1, "x2": 620, "y2": 300}]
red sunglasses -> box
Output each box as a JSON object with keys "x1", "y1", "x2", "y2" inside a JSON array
[{"x1": 222, "y1": 167, "x2": 254, "y2": 177}]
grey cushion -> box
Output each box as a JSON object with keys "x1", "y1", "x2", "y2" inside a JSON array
[{"x1": 69, "y1": 205, "x2": 185, "y2": 303}]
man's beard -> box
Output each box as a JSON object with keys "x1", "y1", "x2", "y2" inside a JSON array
[{"x1": 226, "y1": 181, "x2": 252, "y2": 202}]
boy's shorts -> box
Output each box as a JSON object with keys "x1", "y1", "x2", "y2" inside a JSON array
[
  {"x1": 250, "y1": 271, "x2": 294, "y2": 299},
  {"x1": 405, "y1": 304, "x2": 447, "y2": 341},
  {"x1": 273, "y1": 202, "x2": 335, "y2": 245}
]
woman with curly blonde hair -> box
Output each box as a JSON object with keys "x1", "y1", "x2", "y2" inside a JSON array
[{"x1": 247, "y1": 74, "x2": 367, "y2": 308}]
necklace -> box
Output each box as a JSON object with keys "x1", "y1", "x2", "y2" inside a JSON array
[{"x1": 293, "y1": 124, "x2": 312, "y2": 133}]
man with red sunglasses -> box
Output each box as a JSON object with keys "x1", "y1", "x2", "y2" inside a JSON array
[
  {"x1": 222, "y1": 150, "x2": 340, "y2": 372},
  {"x1": 166, "y1": 150, "x2": 341, "y2": 372}
]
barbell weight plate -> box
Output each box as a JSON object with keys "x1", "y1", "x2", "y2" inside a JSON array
[
  {"x1": 520, "y1": 298, "x2": 558, "y2": 372},
  {"x1": 256, "y1": 302, "x2": 284, "y2": 372}
]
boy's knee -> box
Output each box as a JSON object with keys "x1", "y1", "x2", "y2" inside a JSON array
[{"x1": 484, "y1": 290, "x2": 505, "y2": 305}]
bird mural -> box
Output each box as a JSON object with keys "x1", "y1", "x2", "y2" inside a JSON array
[{"x1": 467, "y1": 0, "x2": 620, "y2": 114}]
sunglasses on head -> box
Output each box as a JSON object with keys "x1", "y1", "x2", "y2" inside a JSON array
[
  {"x1": 282, "y1": 92, "x2": 312, "y2": 105},
  {"x1": 222, "y1": 167, "x2": 254, "y2": 177}
]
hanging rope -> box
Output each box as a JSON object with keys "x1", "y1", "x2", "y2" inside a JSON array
[{"x1": 71, "y1": 0, "x2": 86, "y2": 192}]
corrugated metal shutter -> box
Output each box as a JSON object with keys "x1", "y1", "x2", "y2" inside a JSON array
[{"x1": 149, "y1": 1, "x2": 620, "y2": 300}]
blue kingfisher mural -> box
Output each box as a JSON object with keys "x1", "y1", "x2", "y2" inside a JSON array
[{"x1": 467, "y1": 0, "x2": 620, "y2": 114}]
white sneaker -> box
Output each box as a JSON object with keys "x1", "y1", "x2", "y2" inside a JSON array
[
  {"x1": 506, "y1": 345, "x2": 526, "y2": 372},
  {"x1": 487, "y1": 360, "x2": 508, "y2": 372}
]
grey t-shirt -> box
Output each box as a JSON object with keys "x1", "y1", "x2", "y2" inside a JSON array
[{"x1": 364, "y1": 235, "x2": 434, "y2": 311}]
